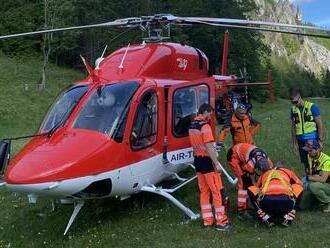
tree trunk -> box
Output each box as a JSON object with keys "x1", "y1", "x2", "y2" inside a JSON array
[
  {"x1": 39, "y1": 33, "x2": 51, "y2": 90},
  {"x1": 38, "y1": 0, "x2": 52, "y2": 90}
]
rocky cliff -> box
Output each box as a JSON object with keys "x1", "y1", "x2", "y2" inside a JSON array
[{"x1": 252, "y1": 0, "x2": 330, "y2": 76}]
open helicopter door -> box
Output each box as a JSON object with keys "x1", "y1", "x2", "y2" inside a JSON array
[
  {"x1": 165, "y1": 78, "x2": 216, "y2": 168},
  {"x1": 126, "y1": 83, "x2": 163, "y2": 187},
  {"x1": 0, "y1": 139, "x2": 11, "y2": 175},
  {"x1": 140, "y1": 78, "x2": 216, "y2": 220},
  {"x1": 134, "y1": 80, "x2": 214, "y2": 220}
]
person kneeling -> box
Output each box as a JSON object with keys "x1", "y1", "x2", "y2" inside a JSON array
[
  {"x1": 248, "y1": 162, "x2": 303, "y2": 227},
  {"x1": 300, "y1": 140, "x2": 330, "y2": 212}
]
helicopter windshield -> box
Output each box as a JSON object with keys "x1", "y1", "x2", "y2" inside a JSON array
[
  {"x1": 73, "y1": 82, "x2": 139, "y2": 138},
  {"x1": 40, "y1": 85, "x2": 89, "y2": 132}
]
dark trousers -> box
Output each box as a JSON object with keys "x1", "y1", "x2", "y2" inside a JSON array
[
  {"x1": 249, "y1": 193, "x2": 296, "y2": 217},
  {"x1": 259, "y1": 195, "x2": 295, "y2": 217},
  {"x1": 297, "y1": 139, "x2": 309, "y2": 171},
  {"x1": 298, "y1": 138, "x2": 320, "y2": 173}
]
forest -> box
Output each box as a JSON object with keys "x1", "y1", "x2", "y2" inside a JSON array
[{"x1": 0, "y1": 0, "x2": 329, "y2": 98}]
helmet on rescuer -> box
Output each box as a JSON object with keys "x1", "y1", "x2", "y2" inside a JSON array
[{"x1": 250, "y1": 148, "x2": 269, "y2": 172}]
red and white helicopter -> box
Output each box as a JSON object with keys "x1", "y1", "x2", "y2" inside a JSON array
[{"x1": 0, "y1": 14, "x2": 329, "y2": 235}]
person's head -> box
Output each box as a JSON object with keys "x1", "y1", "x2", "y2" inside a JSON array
[
  {"x1": 251, "y1": 148, "x2": 270, "y2": 173},
  {"x1": 98, "y1": 91, "x2": 116, "y2": 107},
  {"x1": 290, "y1": 88, "x2": 304, "y2": 107},
  {"x1": 198, "y1": 103, "x2": 213, "y2": 121},
  {"x1": 234, "y1": 103, "x2": 247, "y2": 120},
  {"x1": 303, "y1": 139, "x2": 321, "y2": 158}
]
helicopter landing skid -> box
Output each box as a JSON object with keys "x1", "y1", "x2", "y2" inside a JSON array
[
  {"x1": 0, "y1": 178, "x2": 5, "y2": 187},
  {"x1": 141, "y1": 183, "x2": 200, "y2": 220},
  {"x1": 64, "y1": 200, "x2": 85, "y2": 235}
]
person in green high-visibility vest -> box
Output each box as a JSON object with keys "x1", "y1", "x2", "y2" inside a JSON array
[
  {"x1": 290, "y1": 89, "x2": 325, "y2": 174},
  {"x1": 299, "y1": 140, "x2": 330, "y2": 213}
]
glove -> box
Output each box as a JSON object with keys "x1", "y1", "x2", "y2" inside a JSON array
[
  {"x1": 301, "y1": 176, "x2": 309, "y2": 190},
  {"x1": 216, "y1": 142, "x2": 225, "y2": 152}
]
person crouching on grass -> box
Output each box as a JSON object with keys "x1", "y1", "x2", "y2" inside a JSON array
[
  {"x1": 188, "y1": 103, "x2": 231, "y2": 231},
  {"x1": 227, "y1": 143, "x2": 273, "y2": 219},
  {"x1": 248, "y1": 162, "x2": 303, "y2": 227},
  {"x1": 299, "y1": 140, "x2": 330, "y2": 213}
]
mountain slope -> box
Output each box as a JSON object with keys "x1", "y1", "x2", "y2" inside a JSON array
[{"x1": 253, "y1": 0, "x2": 330, "y2": 76}]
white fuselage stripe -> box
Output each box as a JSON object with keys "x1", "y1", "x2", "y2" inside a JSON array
[{"x1": 6, "y1": 147, "x2": 194, "y2": 199}]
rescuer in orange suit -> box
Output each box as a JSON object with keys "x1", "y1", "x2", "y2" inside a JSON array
[
  {"x1": 217, "y1": 103, "x2": 261, "y2": 149},
  {"x1": 189, "y1": 103, "x2": 231, "y2": 231},
  {"x1": 248, "y1": 162, "x2": 303, "y2": 227},
  {"x1": 227, "y1": 142, "x2": 273, "y2": 218}
]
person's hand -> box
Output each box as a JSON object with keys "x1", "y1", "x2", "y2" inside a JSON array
[
  {"x1": 216, "y1": 142, "x2": 225, "y2": 152},
  {"x1": 301, "y1": 176, "x2": 309, "y2": 190}
]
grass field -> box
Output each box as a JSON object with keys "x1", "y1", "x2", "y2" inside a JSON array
[{"x1": 0, "y1": 56, "x2": 330, "y2": 248}]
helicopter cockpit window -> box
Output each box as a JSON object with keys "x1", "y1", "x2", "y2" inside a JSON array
[
  {"x1": 173, "y1": 84, "x2": 209, "y2": 137},
  {"x1": 73, "y1": 82, "x2": 139, "y2": 138},
  {"x1": 40, "y1": 85, "x2": 89, "y2": 132},
  {"x1": 130, "y1": 91, "x2": 158, "y2": 150}
]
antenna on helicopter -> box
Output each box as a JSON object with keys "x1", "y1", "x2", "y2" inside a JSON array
[
  {"x1": 80, "y1": 55, "x2": 100, "y2": 83},
  {"x1": 95, "y1": 45, "x2": 108, "y2": 70},
  {"x1": 80, "y1": 55, "x2": 93, "y2": 75},
  {"x1": 118, "y1": 43, "x2": 130, "y2": 69}
]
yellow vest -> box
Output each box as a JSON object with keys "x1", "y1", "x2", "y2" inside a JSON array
[
  {"x1": 308, "y1": 152, "x2": 330, "y2": 175},
  {"x1": 291, "y1": 101, "x2": 317, "y2": 135},
  {"x1": 260, "y1": 169, "x2": 294, "y2": 197},
  {"x1": 248, "y1": 169, "x2": 303, "y2": 198}
]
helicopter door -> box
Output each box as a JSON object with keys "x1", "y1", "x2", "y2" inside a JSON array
[
  {"x1": 129, "y1": 90, "x2": 158, "y2": 151},
  {"x1": 128, "y1": 89, "x2": 160, "y2": 186},
  {"x1": 167, "y1": 83, "x2": 212, "y2": 165}
]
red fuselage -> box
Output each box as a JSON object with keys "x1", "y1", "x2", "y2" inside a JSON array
[{"x1": 5, "y1": 42, "x2": 218, "y2": 186}]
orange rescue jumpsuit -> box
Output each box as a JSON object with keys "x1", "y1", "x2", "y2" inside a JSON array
[
  {"x1": 218, "y1": 113, "x2": 260, "y2": 145},
  {"x1": 248, "y1": 168, "x2": 303, "y2": 223},
  {"x1": 227, "y1": 143, "x2": 272, "y2": 213},
  {"x1": 189, "y1": 115, "x2": 228, "y2": 226}
]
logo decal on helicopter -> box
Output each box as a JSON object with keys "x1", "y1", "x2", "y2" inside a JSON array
[
  {"x1": 176, "y1": 58, "x2": 188, "y2": 70},
  {"x1": 167, "y1": 147, "x2": 193, "y2": 164}
]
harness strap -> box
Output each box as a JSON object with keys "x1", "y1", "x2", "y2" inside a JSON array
[{"x1": 259, "y1": 169, "x2": 293, "y2": 197}]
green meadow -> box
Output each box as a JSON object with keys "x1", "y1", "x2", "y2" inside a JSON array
[{"x1": 0, "y1": 56, "x2": 329, "y2": 248}]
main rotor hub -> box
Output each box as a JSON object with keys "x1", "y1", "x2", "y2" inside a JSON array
[{"x1": 139, "y1": 14, "x2": 175, "y2": 42}]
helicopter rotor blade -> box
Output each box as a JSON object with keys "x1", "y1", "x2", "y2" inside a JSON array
[
  {"x1": 174, "y1": 16, "x2": 330, "y2": 39},
  {"x1": 0, "y1": 14, "x2": 178, "y2": 40},
  {"x1": 179, "y1": 17, "x2": 328, "y2": 31},
  {"x1": 177, "y1": 19, "x2": 330, "y2": 39},
  {"x1": 1, "y1": 14, "x2": 329, "y2": 40},
  {"x1": 0, "y1": 17, "x2": 143, "y2": 40}
]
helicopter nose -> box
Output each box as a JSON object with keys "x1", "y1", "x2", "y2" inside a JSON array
[
  {"x1": 5, "y1": 130, "x2": 110, "y2": 184},
  {"x1": 5, "y1": 151, "x2": 67, "y2": 184}
]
